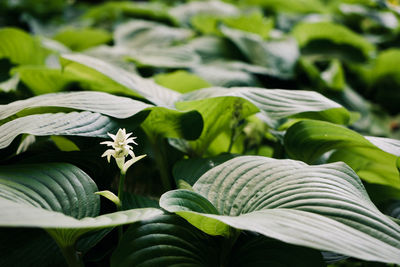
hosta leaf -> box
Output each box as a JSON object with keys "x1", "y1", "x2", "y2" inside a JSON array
[
  {"x1": 176, "y1": 96, "x2": 259, "y2": 155},
  {"x1": 0, "y1": 27, "x2": 48, "y2": 65},
  {"x1": 192, "y1": 64, "x2": 260, "y2": 87},
  {"x1": 220, "y1": 25, "x2": 299, "y2": 79},
  {"x1": 292, "y1": 22, "x2": 375, "y2": 62},
  {"x1": 114, "y1": 20, "x2": 193, "y2": 48},
  {"x1": 173, "y1": 154, "x2": 237, "y2": 186},
  {"x1": 169, "y1": 1, "x2": 239, "y2": 26},
  {"x1": 243, "y1": 0, "x2": 327, "y2": 13},
  {"x1": 0, "y1": 111, "x2": 148, "y2": 149},
  {"x1": 284, "y1": 120, "x2": 400, "y2": 188},
  {"x1": 0, "y1": 91, "x2": 151, "y2": 122},
  {"x1": 161, "y1": 156, "x2": 400, "y2": 264},
  {"x1": 142, "y1": 107, "x2": 203, "y2": 141},
  {"x1": 0, "y1": 163, "x2": 163, "y2": 247},
  {"x1": 14, "y1": 66, "x2": 77, "y2": 94},
  {"x1": 154, "y1": 70, "x2": 211, "y2": 93},
  {"x1": 365, "y1": 136, "x2": 400, "y2": 156},
  {"x1": 52, "y1": 28, "x2": 112, "y2": 51},
  {"x1": 179, "y1": 87, "x2": 350, "y2": 128},
  {"x1": 61, "y1": 54, "x2": 180, "y2": 106},
  {"x1": 126, "y1": 45, "x2": 201, "y2": 68},
  {"x1": 111, "y1": 213, "x2": 220, "y2": 267}
]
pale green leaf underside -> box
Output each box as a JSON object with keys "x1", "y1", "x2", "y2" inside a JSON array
[
  {"x1": 0, "y1": 91, "x2": 152, "y2": 121},
  {"x1": 0, "y1": 111, "x2": 135, "y2": 149},
  {"x1": 161, "y1": 156, "x2": 400, "y2": 264},
  {"x1": 114, "y1": 20, "x2": 193, "y2": 49},
  {"x1": 220, "y1": 25, "x2": 299, "y2": 79},
  {"x1": 61, "y1": 54, "x2": 180, "y2": 107},
  {"x1": 179, "y1": 87, "x2": 350, "y2": 127},
  {"x1": 284, "y1": 120, "x2": 400, "y2": 188},
  {"x1": 0, "y1": 163, "x2": 162, "y2": 246}
]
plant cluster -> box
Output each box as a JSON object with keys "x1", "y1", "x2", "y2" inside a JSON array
[{"x1": 1, "y1": 0, "x2": 400, "y2": 266}]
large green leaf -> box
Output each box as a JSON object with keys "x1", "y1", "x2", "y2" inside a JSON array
[
  {"x1": 14, "y1": 65, "x2": 77, "y2": 94},
  {"x1": 169, "y1": 1, "x2": 239, "y2": 26},
  {"x1": 154, "y1": 70, "x2": 211, "y2": 93},
  {"x1": 0, "y1": 27, "x2": 48, "y2": 65},
  {"x1": 111, "y1": 213, "x2": 221, "y2": 267},
  {"x1": 292, "y1": 22, "x2": 375, "y2": 62},
  {"x1": 61, "y1": 54, "x2": 180, "y2": 106},
  {"x1": 83, "y1": 1, "x2": 174, "y2": 26},
  {"x1": 126, "y1": 45, "x2": 201, "y2": 69},
  {"x1": 243, "y1": 0, "x2": 328, "y2": 13},
  {"x1": 220, "y1": 25, "x2": 299, "y2": 79},
  {"x1": 52, "y1": 28, "x2": 112, "y2": 51},
  {"x1": 179, "y1": 87, "x2": 350, "y2": 128},
  {"x1": 114, "y1": 20, "x2": 193, "y2": 48},
  {"x1": 160, "y1": 156, "x2": 400, "y2": 264},
  {"x1": 284, "y1": 120, "x2": 400, "y2": 188},
  {"x1": 0, "y1": 163, "x2": 163, "y2": 247},
  {"x1": 0, "y1": 111, "x2": 148, "y2": 149},
  {"x1": 175, "y1": 96, "x2": 259, "y2": 155},
  {"x1": 0, "y1": 91, "x2": 151, "y2": 122},
  {"x1": 142, "y1": 108, "x2": 203, "y2": 141}
]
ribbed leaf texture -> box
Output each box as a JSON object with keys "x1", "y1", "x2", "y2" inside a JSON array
[{"x1": 160, "y1": 156, "x2": 400, "y2": 264}]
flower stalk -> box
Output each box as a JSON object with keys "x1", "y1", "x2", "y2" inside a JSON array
[{"x1": 99, "y1": 128, "x2": 146, "y2": 239}]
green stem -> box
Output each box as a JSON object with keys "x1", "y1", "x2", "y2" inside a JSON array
[
  {"x1": 117, "y1": 172, "x2": 126, "y2": 241},
  {"x1": 60, "y1": 245, "x2": 84, "y2": 267}
]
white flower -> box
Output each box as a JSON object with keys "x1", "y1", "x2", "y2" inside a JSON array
[{"x1": 101, "y1": 128, "x2": 145, "y2": 174}]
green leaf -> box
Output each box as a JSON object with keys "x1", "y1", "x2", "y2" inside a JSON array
[
  {"x1": 126, "y1": 45, "x2": 201, "y2": 68},
  {"x1": 292, "y1": 22, "x2": 375, "y2": 62},
  {"x1": 284, "y1": 120, "x2": 400, "y2": 188},
  {"x1": 14, "y1": 66, "x2": 76, "y2": 94},
  {"x1": 0, "y1": 91, "x2": 151, "y2": 122},
  {"x1": 121, "y1": 192, "x2": 159, "y2": 210},
  {"x1": 176, "y1": 96, "x2": 259, "y2": 155},
  {"x1": 0, "y1": 27, "x2": 48, "y2": 65},
  {"x1": 222, "y1": 12, "x2": 274, "y2": 39},
  {"x1": 0, "y1": 111, "x2": 148, "y2": 149},
  {"x1": 142, "y1": 107, "x2": 203, "y2": 141},
  {"x1": 192, "y1": 64, "x2": 259, "y2": 87},
  {"x1": 0, "y1": 163, "x2": 163, "y2": 247},
  {"x1": 61, "y1": 54, "x2": 180, "y2": 106},
  {"x1": 111, "y1": 213, "x2": 221, "y2": 267},
  {"x1": 83, "y1": 1, "x2": 174, "y2": 26},
  {"x1": 154, "y1": 70, "x2": 211, "y2": 93},
  {"x1": 161, "y1": 156, "x2": 400, "y2": 264},
  {"x1": 173, "y1": 154, "x2": 237, "y2": 186},
  {"x1": 53, "y1": 28, "x2": 112, "y2": 51},
  {"x1": 242, "y1": 0, "x2": 327, "y2": 13},
  {"x1": 179, "y1": 87, "x2": 350, "y2": 128},
  {"x1": 114, "y1": 20, "x2": 193, "y2": 48},
  {"x1": 220, "y1": 25, "x2": 299, "y2": 79},
  {"x1": 169, "y1": 1, "x2": 239, "y2": 26},
  {"x1": 50, "y1": 136, "x2": 80, "y2": 152}
]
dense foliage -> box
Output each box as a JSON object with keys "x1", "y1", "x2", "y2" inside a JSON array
[{"x1": 1, "y1": 0, "x2": 400, "y2": 266}]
